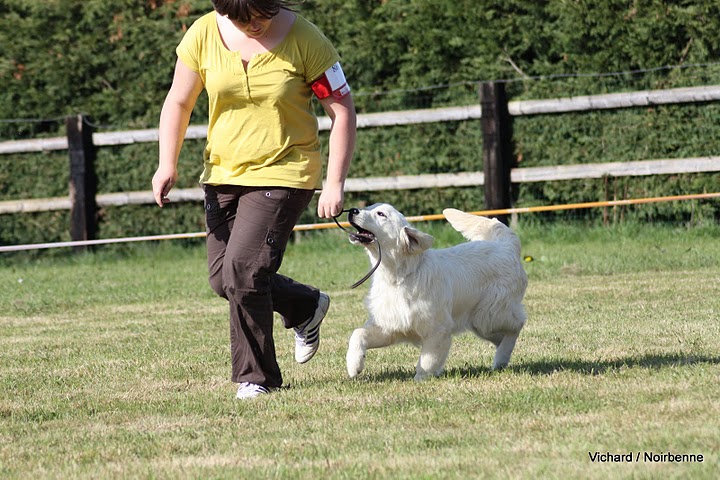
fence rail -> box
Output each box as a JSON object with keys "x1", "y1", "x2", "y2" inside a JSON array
[
  {"x1": 1, "y1": 84, "x2": 720, "y2": 243},
  {"x1": 3, "y1": 156, "x2": 719, "y2": 215},
  {"x1": 3, "y1": 85, "x2": 720, "y2": 155}
]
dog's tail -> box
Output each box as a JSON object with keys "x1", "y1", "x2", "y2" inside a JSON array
[{"x1": 443, "y1": 208, "x2": 521, "y2": 254}]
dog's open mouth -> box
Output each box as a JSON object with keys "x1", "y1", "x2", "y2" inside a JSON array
[{"x1": 349, "y1": 221, "x2": 375, "y2": 244}]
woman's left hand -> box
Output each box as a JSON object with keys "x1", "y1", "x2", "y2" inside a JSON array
[{"x1": 317, "y1": 182, "x2": 344, "y2": 218}]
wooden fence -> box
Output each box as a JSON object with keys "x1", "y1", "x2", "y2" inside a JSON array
[{"x1": 1, "y1": 83, "x2": 720, "y2": 241}]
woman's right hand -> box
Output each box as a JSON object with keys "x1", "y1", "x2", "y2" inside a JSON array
[{"x1": 152, "y1": 166, "x2": 178, "y2": 208}]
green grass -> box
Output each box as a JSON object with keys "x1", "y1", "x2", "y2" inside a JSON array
[{"x1": 1, "y1": 222, "x2": 719, "y2": 479}]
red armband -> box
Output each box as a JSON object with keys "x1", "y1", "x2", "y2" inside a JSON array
[{"x1": 311, "y1": 62, "x2": 351, "y2": 100}]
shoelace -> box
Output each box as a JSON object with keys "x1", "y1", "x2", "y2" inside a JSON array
[
  {"x1": 332, "y1": 209, "x2": 382, "y2": 289},
  {"x1": 295, "y1": 326, "x2": 319, "y2": 345}
]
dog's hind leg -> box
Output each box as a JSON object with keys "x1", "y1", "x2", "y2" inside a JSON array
[
  {"x1": 492, "y1": 333, "x2": 518, "y2": 370},
  {"x1": 347, "y1": 323, "x2": 396, "y2": 378},
  {"x1": 414, "y1": 333, "x2": 453, "y2": 381}
]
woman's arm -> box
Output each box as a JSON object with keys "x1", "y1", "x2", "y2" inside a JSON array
[
  {"x1": 152, "y1": 59, "x2": 204, "y2": 207},
  {"x1": 317, "y1": 93, "x2": 357, "y2": 218}
]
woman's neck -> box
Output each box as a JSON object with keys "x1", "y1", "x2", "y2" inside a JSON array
[{"x1": 216, "y1": 9, "x2": 295, "y2": 56}]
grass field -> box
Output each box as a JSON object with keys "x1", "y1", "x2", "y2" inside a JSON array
[{"x1": 1, "y1": 221, "x2": 719, "y2": 479}]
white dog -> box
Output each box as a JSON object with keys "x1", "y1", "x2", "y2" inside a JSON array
[{"x1": 346, "y1": 204, "x2": 528, "y2": 381}]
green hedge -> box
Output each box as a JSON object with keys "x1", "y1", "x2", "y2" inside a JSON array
[{"x1": 2, "y1": 0, "x2": 720, "y2": 246}]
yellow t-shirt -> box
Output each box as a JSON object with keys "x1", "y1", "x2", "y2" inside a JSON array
[{"x1": 176, "y1": 12, "x2": 340, "y2": 189}]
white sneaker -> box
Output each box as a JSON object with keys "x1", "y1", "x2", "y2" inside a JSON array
[
  {"x1": 236, "y1": 382, "x2": 271, "y2": 400},
  {"x1": 294, "y1": 292, "x2": 330, "y2": 364}
]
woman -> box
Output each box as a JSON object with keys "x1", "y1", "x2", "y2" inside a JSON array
[{"x1": 151, "y1": 0, "x2": 356, "y2": 399}]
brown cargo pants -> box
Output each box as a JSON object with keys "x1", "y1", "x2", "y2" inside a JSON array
[{"x1": 204, "y1": 184, "x2": 320, "y2": 389}]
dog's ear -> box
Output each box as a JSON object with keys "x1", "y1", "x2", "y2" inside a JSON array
[{"x1": 402, "y1": 226, "x2": 433, "y2": 255}]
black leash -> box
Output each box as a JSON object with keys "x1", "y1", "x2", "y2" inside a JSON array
[{"x1": 332, "y1": 209, "x2": 382, "y2": 289}]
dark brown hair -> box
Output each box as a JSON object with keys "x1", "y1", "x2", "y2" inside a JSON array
[{"x1": 211, "y1": 0, "x2": 301, "y2": 23}]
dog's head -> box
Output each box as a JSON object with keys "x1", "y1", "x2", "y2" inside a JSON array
[{"x1": 347, "y1": 203, "x2": 434, "y2": 257}]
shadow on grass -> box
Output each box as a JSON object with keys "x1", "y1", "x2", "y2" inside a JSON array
[
  {"x1": 449, "y1": 352, "x2": 720, "y2": 379},
  {"x1": 360, "y1": 367, "x2": 416, "y2": 383},
  {"x1": 360, "y1": 353, "x2": 720, "y2": 382}
]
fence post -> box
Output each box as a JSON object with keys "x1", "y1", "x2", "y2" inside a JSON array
[
  {"x1": 479, "y1": 81, "x2": 513, "y2": 225},
  {"x1": 66, "y1": 114, "x2": 97, "y2": 249}
]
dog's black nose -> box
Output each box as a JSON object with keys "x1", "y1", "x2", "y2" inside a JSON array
[{"x1": 348, "y1": 208, "x2": 360, "y2": 218}]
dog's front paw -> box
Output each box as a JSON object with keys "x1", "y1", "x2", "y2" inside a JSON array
[
  {"x1": 347, "y1": 353, "x2": 366, "y2": 378},
  {"x1": 347, "y1": 329, "x2": 368, "y2": 378},
  {"x1": 346, "y1": 350, "x2": 366, "y2": 378}
]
